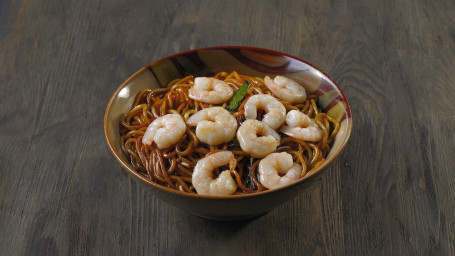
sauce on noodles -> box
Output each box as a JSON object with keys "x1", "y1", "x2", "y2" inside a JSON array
[{"x1": 119, "y1": 71, "x2": 340, "y2": 195}]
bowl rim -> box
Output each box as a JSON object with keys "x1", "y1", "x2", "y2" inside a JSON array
[{"x1": 104, "y1": 45, "x2": 352, "y2": 199}]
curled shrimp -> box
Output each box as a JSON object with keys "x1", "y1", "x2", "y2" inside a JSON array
[
  {"x1": 142, "y1": 114, "x2": 186, "y2": 149},
  {"x1": 280, "y1": 110, "x2": 323, "y2": 141},
  {"x1": 258, "y1": 152, "x2": 302, "y2": 190},
  {"x1": 236, "y1": 119, "x2": 281, "y2": 158},
  {"x1": 192, "y1": 151, "x2": 237, "y2": 196},
  {"x1": 244, "y1": 94, "x2": 286, "y2": 130},
  {"x1": 186, "y1": 107, "x2": 237, "y2": 145},
  {"x1": 188, "y1": 77, "x2": 234, "y2": 104},
  {"x1": 264, "y1": 76, "x2": 307, "y2": 103}
]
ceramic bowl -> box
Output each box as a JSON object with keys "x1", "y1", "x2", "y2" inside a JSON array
[{"x1": 104, "y1": 46, "x2": 352, "y2": 221}]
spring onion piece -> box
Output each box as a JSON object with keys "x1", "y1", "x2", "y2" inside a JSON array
[
  {"x1": 228, "y1": 137, "x2": 240, "y2": 148},
  {"x1": 226, "y1": 81, "x2": 250, "y2": 112}
]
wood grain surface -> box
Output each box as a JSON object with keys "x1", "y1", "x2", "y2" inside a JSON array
[{"x1": 1, "y1": 0, "x2": 455, "y2": 255}]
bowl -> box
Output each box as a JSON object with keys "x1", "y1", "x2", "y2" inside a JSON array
[{"x1": 104, "y1": 46, "x2": 352, "y2": 221}]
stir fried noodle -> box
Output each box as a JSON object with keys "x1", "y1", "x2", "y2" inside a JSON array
[{"x1": 120, "y1": 71, "x2": 339, "y2": 195}]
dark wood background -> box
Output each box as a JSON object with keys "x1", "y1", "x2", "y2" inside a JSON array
[{"x1": 1, "y1": 0, "x2": 454, "y2": 255}]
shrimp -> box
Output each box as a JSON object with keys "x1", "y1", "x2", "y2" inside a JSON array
[
  {"x1": 258, "y1": 152, "x2": 302, "y2": 190},
  {"x1": 186, "y1": 107, "x2": 237, "y2": 145},
  {"x1": 264, "y1": 75, "x2": 307, "y2": 103},
  {"x1": 142, "y1": 113, "x2": 186, "y2": 149},
  {"x1": 236, "y1": 119, "x2": 281, "y2": 158},
  {"x1": 192, "y1": 151, "x2": 237, "y2": 196},
  {"x1": 244, "y1": 94, "x2": 286, "y2": 130},
  {"x1": 188, "y1": 77, "x2": 234, "y2": 104},
  {"x1": 280, "y1": 110, "x2": 323, "y2": 141}
]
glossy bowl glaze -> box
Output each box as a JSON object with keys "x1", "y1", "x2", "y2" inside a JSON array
[{"x1": 104, "y1": 46, "x2": 352, "y2": 221}]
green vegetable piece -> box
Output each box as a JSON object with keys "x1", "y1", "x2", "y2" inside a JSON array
[
  {"x1": 226, "y1": 81, "x2": 250, "y2": 112},
  {"x1": 227, "y1": 137, "x2": 240, "y2": 148}
]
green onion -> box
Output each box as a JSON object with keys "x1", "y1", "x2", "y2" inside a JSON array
[
  {"x1": 226, "y1": 81, "x2": 250, "y2": 112},
  {"x1": 227, "y1": 137, "x2": 240, "y2": 148}
]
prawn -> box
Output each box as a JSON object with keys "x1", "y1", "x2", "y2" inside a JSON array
[
  {"x1": 142, "y1": 114, "x2": 186, "y2": 149},
  {"x1": 244, "y1": 94, "x2": 286, "y2": 130},
  {"x1": 264, "y1": 76, "x2": 307, "y2": 103},
  {"x1": 258, "y1": 152, "x2": 302, "y2": 190},
  {"x1": 236, "y1": 119, "x2": 281, "y2": 158},
  {"x1": 186, "y1": 107, "x2": 237, "y2": 145},
  {"x1": 188, "y1": 77, "x2": 234, "y2": 104},
  {"x1": 280, "y1": 110, "x2": 323, "y2": 141},
  {"x1": 192, "y1": 151, "x2": 237, "y2": 196}
]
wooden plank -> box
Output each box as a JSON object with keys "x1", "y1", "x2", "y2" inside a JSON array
[{"x1": 0, "y1": 0, "x2": 454, "y2": 255}]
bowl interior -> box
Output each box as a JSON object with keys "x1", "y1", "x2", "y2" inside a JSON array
[{"x1": 104, "y1": 46, "x2": 352, "y2": 197}]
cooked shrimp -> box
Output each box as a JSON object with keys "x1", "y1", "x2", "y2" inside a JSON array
[
  {"x1": 244, "y1": 94, "x2": 286, "y2": 130},
  {"x1": 280, "y1": 110, "x2": 323, "y2": 141},
  {"x1": 142, "y1": 114, "x2": 186, "y2": 149},
  {"x1": 236, "y1": 119, "x2": 281, "y2": 158},
  {"x1": 258, "y1": 152, "x2": 302, "y2": 190},
  {"x1": 186, "y1": 107, "x2": 237, "y2": 145},
  {"x1": 188, "y1": 77, "x2": 234, "y2": 104},
  {"x1": 264, "y1": 76, "x2": 307, "y2": 103},
  {"x1": 192, "y1": 151, "x2": 237, "y2": 196}
]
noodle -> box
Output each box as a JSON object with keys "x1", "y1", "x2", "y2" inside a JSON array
[{"x1": 119, "y1": 71, "x2": 339, "y2": 194}]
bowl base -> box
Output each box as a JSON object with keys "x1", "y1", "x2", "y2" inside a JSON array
[{"x1": 190, "y1": 211, "x2": 269, "y2": 221}]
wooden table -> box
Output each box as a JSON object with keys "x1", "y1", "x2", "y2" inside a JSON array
[{"x1": 1, "y1": 0, "x2": 454, "y2": 255}]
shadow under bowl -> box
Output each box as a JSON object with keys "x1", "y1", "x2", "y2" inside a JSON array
[{"x1": 104, "y1": 46, "x2": 352, "y2": 221}]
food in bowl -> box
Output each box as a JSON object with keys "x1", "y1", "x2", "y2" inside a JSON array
[{"x1": 119, "y1": 71, "x2": 339, "y2": 196}]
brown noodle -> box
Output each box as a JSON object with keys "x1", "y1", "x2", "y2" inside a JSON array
[{"x1": 119, "y1": 71, "x2": 340, "y2": 194}]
